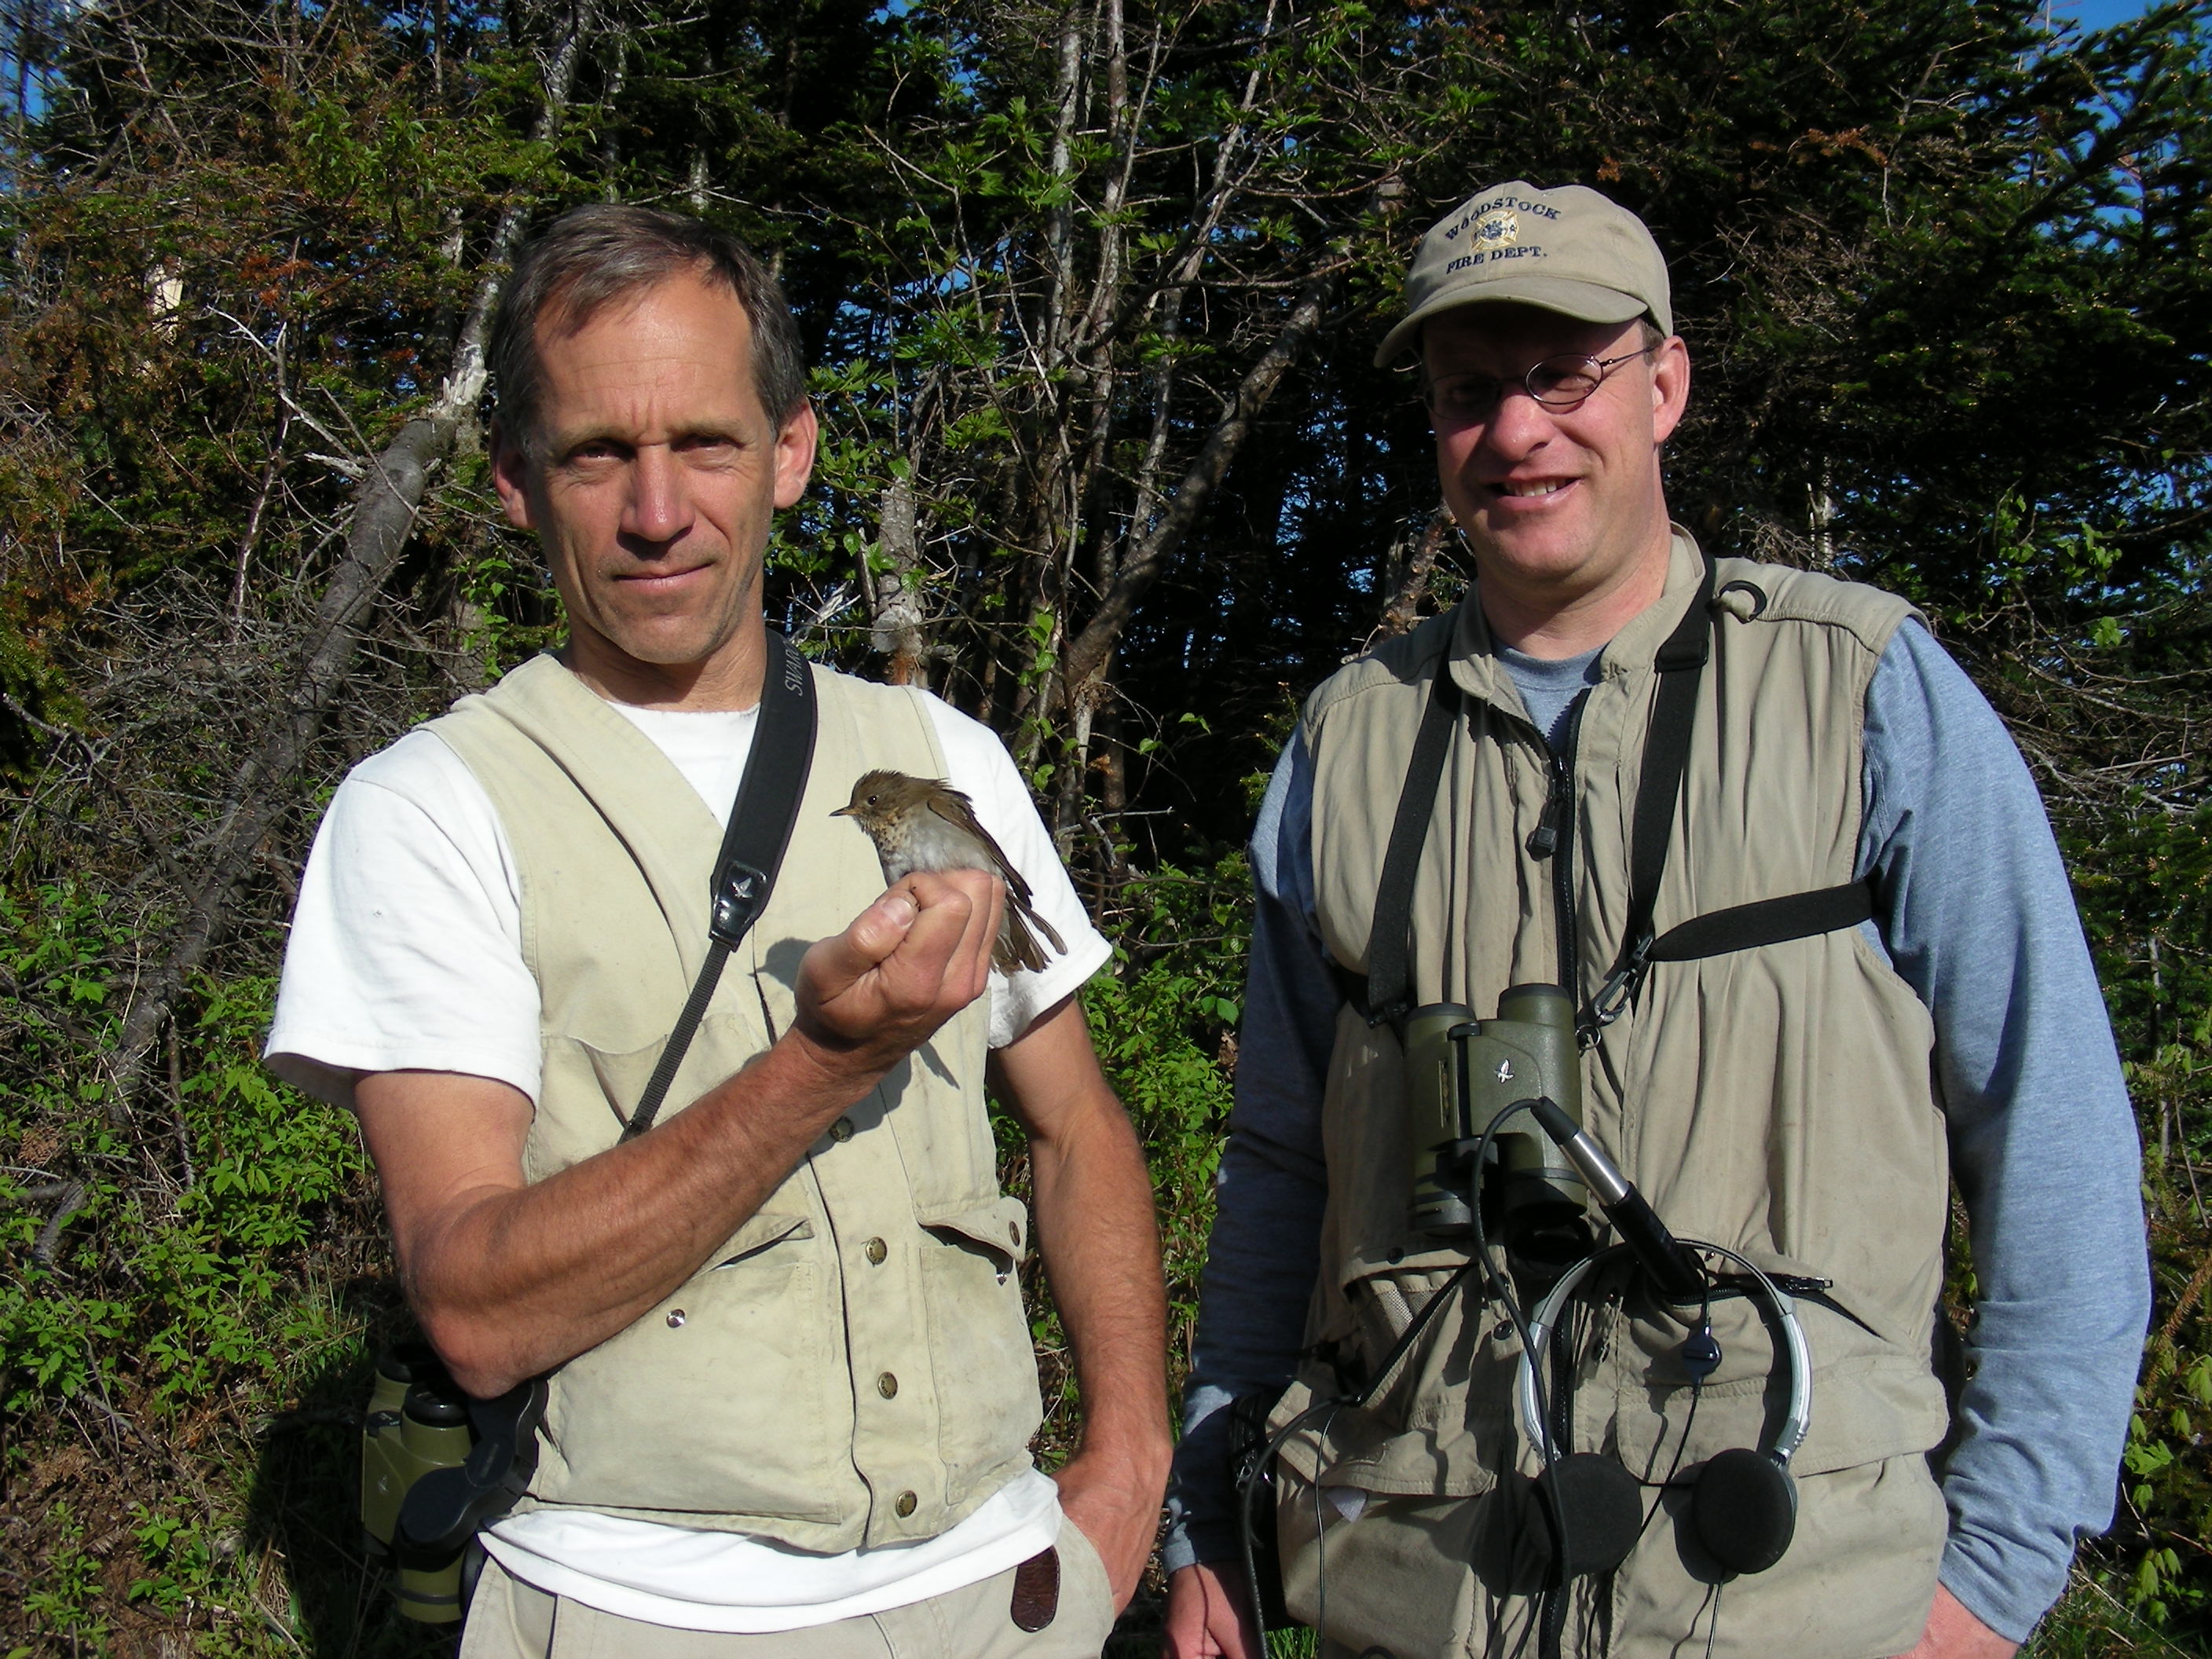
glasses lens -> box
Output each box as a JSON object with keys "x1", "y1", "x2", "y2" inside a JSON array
[
  {"x1": 1423, "y1": 373, "x2": 1501, "y2": 423},
  {"x1": 1528, "y1": 357, "x2": 1604, "y2": 408}
]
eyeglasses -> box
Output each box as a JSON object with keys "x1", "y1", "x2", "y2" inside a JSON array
[{"x1": 1419, "y1": 347, "x2": 1655, "y2": 426}]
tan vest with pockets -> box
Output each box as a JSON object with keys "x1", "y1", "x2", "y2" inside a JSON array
[
  {"x1": 1272, "y1": 533, "x2": 1953, "y2": 1646},
  {"x1": 426, "y1": 654, "x2": 1041, "y2": 1553}
]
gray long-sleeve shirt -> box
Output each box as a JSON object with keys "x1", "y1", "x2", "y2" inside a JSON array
[{"x1": 1163, "y1": 620, "x2": 2150, "y2": 1645}]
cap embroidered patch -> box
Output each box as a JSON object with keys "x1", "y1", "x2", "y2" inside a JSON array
[{"x1": 1375, "y1": 179, "x2": 1672, "y2": 365}]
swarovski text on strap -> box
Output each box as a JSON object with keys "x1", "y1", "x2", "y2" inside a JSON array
[{"x1": 621, "y1": 631, "x2": 819, "y2": 1141}]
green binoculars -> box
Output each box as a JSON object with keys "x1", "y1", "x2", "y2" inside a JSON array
[
  {"x1": 1403, "y1": 983, "x2": 1588, "y2": 1243},
  {"x1": 361, "y1": 1343, "x2": 474, "y2": 1623},
  {"x1": 361, "y1": 1343, "x2": 545, "y2": 1624}
]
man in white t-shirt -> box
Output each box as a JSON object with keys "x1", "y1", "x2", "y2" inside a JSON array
[{"x1": 268, "y1": 204, "x2": 1170, "y2": 1656}]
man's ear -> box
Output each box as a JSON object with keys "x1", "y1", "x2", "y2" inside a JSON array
[
  {"x1": 772, "y1": 401, "x2": 819, "y2": 511},
  {"x1": 488, "y1": 417, "x2": 537, "y2": 531},
  {"x1": 1649, "y1": 335, "x2": 1691, "y2": 447}
]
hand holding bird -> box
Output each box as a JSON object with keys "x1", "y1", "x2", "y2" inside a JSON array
[{"x1": 833, "y1": 770, "x2": 1068, "y2": 976}]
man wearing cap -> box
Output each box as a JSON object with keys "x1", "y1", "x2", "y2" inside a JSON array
[{"x1": 1159, "y1": 182, "x2": 2148, "y2": 1657}]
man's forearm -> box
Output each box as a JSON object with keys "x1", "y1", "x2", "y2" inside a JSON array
[
  {"x1": 364, "y1": 873, "x2": 1005, "y2": 1397},
  {"x1": 1032, "y1": 1103, "x2": 1171, "y2": 1457},
  {"x1": 991, "y1": 996, "x2": 1172, "y2": 1606},
  {"x1": 1164, "y1": 843, "x2": 1335, "y2": 1573},
  {"x1": 1860, "y1": 626, "x2": 2150, "y2": 1637},
  {"x1": 368, "y1": 1030, "x2": 888, "y2": 1396}
]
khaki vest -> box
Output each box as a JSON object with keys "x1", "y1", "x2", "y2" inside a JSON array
[
  {"x1": 1273, "y1": 533, "x2": 1953, "y2": 1649},
  {"x1": 427, "y1": 654, "x2": 1041, "y2": 1552}
]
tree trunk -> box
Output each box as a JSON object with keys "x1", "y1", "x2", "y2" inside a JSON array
[
  {"x1": 1375, "y1": 507, "x2": 1450, "y2": 640},
  {"x1": 102, "y1": 3, "x2": 595, "y2": 1111},
  {"x1": 1058, "y1": 263, "x2": 1338, "y2": 701},
  {"x1": 870, "y1": 468, "x2": 929, "y2": 687}
]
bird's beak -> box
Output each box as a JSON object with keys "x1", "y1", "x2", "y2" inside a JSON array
[{"x1": 829, "y1": 804, "x2": 854, "y2": 818}]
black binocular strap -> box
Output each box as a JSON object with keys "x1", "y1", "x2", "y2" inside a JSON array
[
  {"x1": 1346, "y1": 563, "x2": 1881, "y2": 1034},
  {"x1": 1356, "y1": 668, "x2": 1466, "y2": 1027},
  {"x1": 621, "y1": 630, "x2": 819, "y2": 1142},
  {"x1": 1573, "y1": 559, "x2": 1717, "y2": 1038},
  {"x1": 1584, "y1": 557, "x2": 1880, "y2": 1035},
  {"x1": 389, "y1": 640, "x2": 817, "y2": 1573},
  {"x1": 1643, "y1": 881, "x2": 1877, "y2": 965}
]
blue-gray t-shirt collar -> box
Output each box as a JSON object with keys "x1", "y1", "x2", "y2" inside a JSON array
[{"x1": 1496, "y1": 642, "x2": 1605, "y2": 752}]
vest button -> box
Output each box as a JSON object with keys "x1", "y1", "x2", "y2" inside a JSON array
[
  {"x1": 894, "y1": 1490, "x2": 917, "y2": 1518},
  {"x1": 830, "y1": 1118, "x2": 855, "y2": 1143},
  {"x1": 877, "y1": 1372, "x2": 899, "y2": 1399},
  {"x1": 666, "y1": 1309, "x2": 686, "y2": 1328},
  {"x1": 865, "y1": 1237, "x2": 888, "y2": 1265},
  {"x1": 1009, "y1": 1221, "x2": 1020, "y2": 1245}
]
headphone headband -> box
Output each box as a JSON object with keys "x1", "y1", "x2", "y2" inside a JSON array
[{"x1": 1514, "y1": 1242, "x2": 1812, "y2": 1464}]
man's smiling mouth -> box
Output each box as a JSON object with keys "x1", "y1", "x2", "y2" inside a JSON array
[{"x1": 1493, "y1": 479, "x2": 1573, "y2": 498}]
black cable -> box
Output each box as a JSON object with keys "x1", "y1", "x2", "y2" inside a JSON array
[
  {"x1": 1476, "y1": 1430, "x2": 1529, "y2": 1659},
  {"x1": 1539, "y1": 1315, "x2": 1572, "y2": 1659},
  {"x1": 1235, "y1": 1445, "x2": 1273, "y2": 1646},
  {"x1": 1237, "y1": 1395, "x2": 1335, "y2": 1641},
  {"x1": 1633, "y1": 1379, "x2": 1703, "y2": 1503},
  {"x1": 1489, "y1": 1582, "x2": 1542, "y2": 1659},
  {"x1": 1632, "y1": 1264, "x2": 1712, "y2": 1529},
  {"x1": 1465, "y1": 1098, "x2": 1574, "y2": 1632},
  {"x1": 1353, "y1": 1258, "x2": 1482, "y2": 1414}
]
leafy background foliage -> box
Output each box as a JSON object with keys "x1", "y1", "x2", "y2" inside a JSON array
[{"x1": 0, "y1": 0, "x2": 2207, "y2": 1653}]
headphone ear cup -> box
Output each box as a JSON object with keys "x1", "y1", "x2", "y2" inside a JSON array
[
  {"x1": 1474, "y1": 1453, "x2": 1643, "y2": 1595},
  {"x1": 1690, "y1": 1447, "x2": 1797, "y2": 1575},
  {"x1": 1544, "y1": 1452, "x2": 1644, "y2": 1580}
]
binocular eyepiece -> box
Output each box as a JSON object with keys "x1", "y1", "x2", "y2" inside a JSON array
[{"x1": 361, "y1": 1343, "x2": 476, "y2": 1624}]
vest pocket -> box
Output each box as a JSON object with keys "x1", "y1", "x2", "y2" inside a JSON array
[
  {"x1": 919, "y1": 1198, "x2": 1044, "y2": 1508},
  {"x1": 551, "y1": 1012, "x2": 771, "y2": 1152},
  {"x1": 711, "y1": 1212, "x2": 814, "y2": 1267},
  {"x1": 1607, "y1": 1245, "x2": 1950, "y2": 1481},
  {"x1": 537, "y1": 1237, "x2": 851, "y2": 1525},
  {"x1": 1290, "y1": 1258, "x2": 1517, "y2": 1499}
]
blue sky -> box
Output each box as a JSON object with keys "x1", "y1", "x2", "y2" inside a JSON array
[{"x1": 2051, "y1": 0, "x2": 2161, "y2": 30}]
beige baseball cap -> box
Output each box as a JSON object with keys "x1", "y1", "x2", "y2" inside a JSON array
[{"x1": 1374, "y1": 181, "x2": 1672, "y2": 367}]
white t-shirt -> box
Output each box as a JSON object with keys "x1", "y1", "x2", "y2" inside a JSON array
[{"x1": 267, "y1": 687, "x2": 1111, "y2": 1631}]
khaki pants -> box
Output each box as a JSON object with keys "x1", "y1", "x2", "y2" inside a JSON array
[{"x1": 457, "y1": 1530, "x2": 1117, "y2": 1659}]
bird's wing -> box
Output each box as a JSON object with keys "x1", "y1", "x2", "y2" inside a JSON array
[{"x1": 925, "y1": 785, "x2": 1041, "y2": 906}]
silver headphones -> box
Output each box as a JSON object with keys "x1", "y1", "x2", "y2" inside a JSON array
[{"x1": 1514, "y1": 1241, "x2": 1815, "y2": 1577}]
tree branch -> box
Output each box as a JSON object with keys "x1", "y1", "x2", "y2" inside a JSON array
[
  {"x1": 100, "y1": 0, "x2": 597, "y2": 1112},
  {"x1": 1059, "y1": 262, "x2": 1339, "y2": 695}
]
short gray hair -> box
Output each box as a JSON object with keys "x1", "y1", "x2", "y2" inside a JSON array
[{"x1": 489, "y1": 204, "x2": 808, "y2": 458}]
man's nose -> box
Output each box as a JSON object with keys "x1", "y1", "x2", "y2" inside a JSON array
[
  {"x1": 1477, "y1": 383, "x2": 1556, "y2": 457},
  {"x1": 623, "y1": 445, "x2": 693, "y2": 544}
]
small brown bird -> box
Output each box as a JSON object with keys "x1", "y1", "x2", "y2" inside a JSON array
[{"x1": 832, "y1": 769, "x2": 1068, "y2": 975}]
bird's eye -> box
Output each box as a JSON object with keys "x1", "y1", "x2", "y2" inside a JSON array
[{"x1": 865, "y1": 794, "x2": 878, "y2": 806}]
